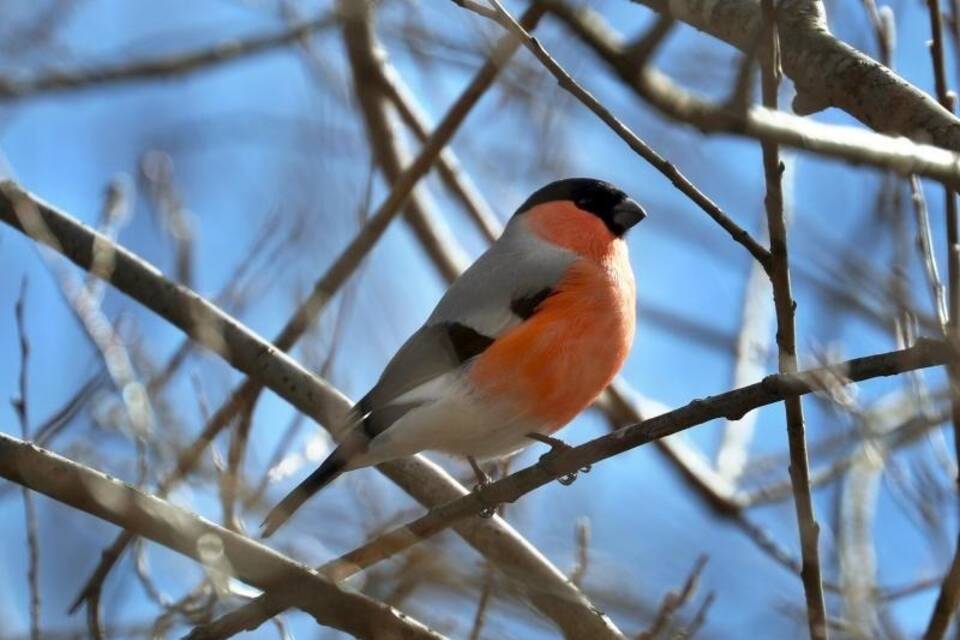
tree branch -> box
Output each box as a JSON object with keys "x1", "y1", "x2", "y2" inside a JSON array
[
  {"x1": 0, "y1": 433, "x2": 444, "y2": 640},
  {"x1": 539, "y1": 1, "x2": 960, "y2": 188},
  {"x1": 209, "y1": 338, "x2": 951, "y2": 622},
  {"x1": 630, "y1": 0, "x2": 960, "y2": 150},
  {"x1": 456, "y1": 0, "x2": 773, "y2": 271},
  {"x1": 758, "y1": 3, "x2": 827, "y2": 636},
  {"x1": 0, "y1": 14, "x2": 337, "y2": 100}
]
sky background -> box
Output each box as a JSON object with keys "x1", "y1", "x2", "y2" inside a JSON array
[{"x1": 0, "y1": 0, "x2": 958, "y2": 638}]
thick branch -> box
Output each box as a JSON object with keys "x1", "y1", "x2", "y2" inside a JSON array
[
  {"x1": 541, "y1": 2, "x2": 960, "y2": 189},
  {"x1": 631, "y1": 0, "x2": 960, "y2": 150},
  {"x1": 0, "y1": 433, "x2": 443, "y2": 640}
]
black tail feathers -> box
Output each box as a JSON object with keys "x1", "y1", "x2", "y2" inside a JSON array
[{"x1": 260, "y1": 449, "x2": 347, "y2": 538}]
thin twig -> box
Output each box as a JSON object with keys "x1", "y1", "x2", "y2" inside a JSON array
[
  {"x1": 0, "y1": 13, "x2": 338, "y2": 100},
  {"x1": 12, "y1": 280, "x2": 41, "y2": 640},
  {"x1": 569, "y1": 517, "x2": 591, "y2": 588},
  {"x1": 468, "y1": 564, "x2": 496, "y2": 640},
  {"x1": 757, "y1": 3, "x2": 827, "y2": 637},
  {"x1": 910, "y1": 176, "x2": 950, "y2": 333},
  {"x1": 922, "y1": 0, "x2": 960, "y2": 635},
  {"x1": 637, "y1": 555, "x2": 707, "y2": 640},
  {"x1": 458, "y1": 0, "x2": 773, "y2": 271}
]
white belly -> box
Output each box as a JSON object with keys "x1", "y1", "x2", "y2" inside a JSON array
[{"x1": 349, "y1": 375, "x2": 547, "y2": 468}]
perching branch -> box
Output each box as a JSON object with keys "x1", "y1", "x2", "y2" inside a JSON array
[{"x1": 197, "y1": 338, "x2": 951, "y2": 631}]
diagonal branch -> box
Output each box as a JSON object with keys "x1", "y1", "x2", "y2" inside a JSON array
[
  {"x1": 0, "y1": 432, "x2": 444, "y2": 640},
  {"x1": 198, "y1": 338, "x2": 950, "y2": 629},
  {"x1": 455, "y1": 0, "x2": 773, "y2": 271}
]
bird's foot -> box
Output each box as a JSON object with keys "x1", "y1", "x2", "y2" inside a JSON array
[
  {"x1": 467, "y1": 456, "x2": 498, "y2": 518},
  {"x1": 526, "y1": 433, "x2": 586, "y2": 485}
]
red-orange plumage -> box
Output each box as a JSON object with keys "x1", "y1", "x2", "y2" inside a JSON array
[{"x1": 468, "y1": 202, "x2": 636, "y2": 428}]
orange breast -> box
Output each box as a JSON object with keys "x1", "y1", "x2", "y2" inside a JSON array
[{"x1": 469, "y1": 245, "x2": 636, "y2": 428}]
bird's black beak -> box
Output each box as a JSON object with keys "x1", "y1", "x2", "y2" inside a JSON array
[{"x1": 611, "y1": 198, "x2": 646, "y2": 234}]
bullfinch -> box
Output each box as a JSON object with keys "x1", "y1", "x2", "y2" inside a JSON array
[{"x1": 261, "y1": 178, "x2": 645, "y2": 537}]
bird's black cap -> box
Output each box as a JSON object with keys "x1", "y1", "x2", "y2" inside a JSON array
[{"x1": 514, "y1": 177, "x2": 646, "y2": 237}]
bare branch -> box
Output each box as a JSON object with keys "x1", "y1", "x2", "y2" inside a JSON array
[
  {"x1": 0, "y1": 433, "x2": 444, "y2": 640},
  {"x1": 542, "y1": 2, "x2": 960, "y2": 188},
  {"x1": 12, "y1": 281, "x2": 41, "y2": 640},
  {"x1": 757, "y1": 4, "x2": 827, "y2": 636},
  {"x1": 0, "y1": 14, "x2": 338, "y2": 100},
  {"x1": 222, "y1": 339, "x2": 951, "y2": 614},
  {"x1": 457, "y1": 0, "x2": 773, "y2": 270},
  {"x1": 629, "y1": 0, "x2": 960, "y2": 150}
]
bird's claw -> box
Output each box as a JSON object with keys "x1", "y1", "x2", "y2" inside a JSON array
[
  {"x1": 472, "y1": 482, "x2": 498, "y2": 518},
  {"x1": 528, "y1": 433, "x2": 581, "y2": 486},
  {"x1": 468, "y1": 456, "x2": 498, "y2": 518}
]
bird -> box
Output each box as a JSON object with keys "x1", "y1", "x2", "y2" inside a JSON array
[{"x1": 261, "y1": 177, "x2": 645, "y2": 537}]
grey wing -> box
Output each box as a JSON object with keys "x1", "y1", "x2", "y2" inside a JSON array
[
  {"x1": 356, "y1": 218, "x2": 576, "y2": 437},
  {"x1": 428, "y1": 217, "x2": 577, "y2": 335}
]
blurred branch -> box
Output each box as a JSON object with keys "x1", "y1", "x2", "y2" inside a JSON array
[
  {"x1": 715, "y1": 244, "x2": 774, "y2": 483},
  {"x1": 341, "y1": 0, "x2": 467, "y2": 283},
  {"x1": 541, "y1": 1, "x2": 960, "y2": 188},
  {"x1": 837, "y1": 424, "x2": 886, "y2": 637},
  {"x1": 0, "y1": 13, "x2": 337, "y2": 100},
  {"x1": 12, "y1": 281, "x2": 41, "y2": 640},
  {"x1": 910, "y1": 176, "x2": 950, "y2": 332},
  {"x1": 0, "y1": 432, "x2": 444, "y2": 640},
  {"x1": 757, "y1": 3, "x2": 827, "y2": 637},
  {"x1": 380, "y1": 51, "x2": 503, "y2": 244},
  {"x1": 629, "y1": 0, "x2": 960, "y2": 150},
  {"x1": 637, "y1": 555, "x2": 708, "y2": 640},
  {"x1": 458, "y1": 0, "x2": 773, "y2": 271}
]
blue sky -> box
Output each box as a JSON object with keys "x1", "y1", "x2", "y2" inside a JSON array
[{"x1": 0, "y1": 0, "x2": 957, "y2": 638}]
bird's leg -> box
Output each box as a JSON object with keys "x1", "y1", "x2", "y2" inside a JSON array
[
  {"x1": 467, "y1": 456, "x2": 497, "y2": 519},
  {"x1": 526, "y1": 433, "x2": 589, "y2": 485},
  {"x1": 468, "y1": 455, "x2": 491, "y2": 486}
]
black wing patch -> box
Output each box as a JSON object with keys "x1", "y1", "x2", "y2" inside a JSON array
[
  {"x1": 351, "y1": 322, "x2": 494, "y2": 441},
  {"x1": 510, "y1": 287, "x2": 554, "y2": 320},
  {"x1": 446, "y1": 322, "x2": 495, "y2": 362}
]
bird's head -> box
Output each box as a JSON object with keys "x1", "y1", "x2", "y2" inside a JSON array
[{"x1": 512, "y1": 178, "x2": 646, "y2": 259}]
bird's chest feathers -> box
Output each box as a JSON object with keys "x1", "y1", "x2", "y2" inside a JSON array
[{"x1": 469, "y1": 248, "x2": 635, "y2": 427}]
